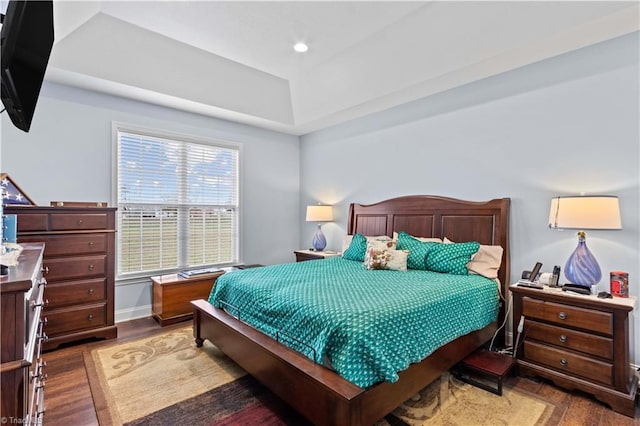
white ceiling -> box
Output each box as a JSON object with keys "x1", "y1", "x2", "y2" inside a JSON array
[{"x1": 46, "y1": 1, "x2": 639, "y2": 135}]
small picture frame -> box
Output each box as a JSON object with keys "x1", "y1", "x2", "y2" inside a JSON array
[{"x1": 1, "y1": 173, "x2": 35, "y2": 206}]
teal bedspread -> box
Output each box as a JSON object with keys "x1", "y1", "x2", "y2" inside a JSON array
[{"x1": 209, "y1": 257, "x2": 498, "y2": 388}]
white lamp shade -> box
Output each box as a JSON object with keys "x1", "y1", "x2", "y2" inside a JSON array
[
  {"x1": 548, "y1": 196, "x2": 621, "y2": 230},
  {"x1": 306, "y1": 205, "x2": 333, "y2": 222}
]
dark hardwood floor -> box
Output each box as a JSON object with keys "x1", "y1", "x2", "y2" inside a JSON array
[{"x1": 42, "y1": 317, "x2": 639, "y2": 425}]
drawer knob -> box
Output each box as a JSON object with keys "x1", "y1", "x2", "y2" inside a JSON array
[
  {"x1": 88, "y1": 264, "x2": 95, "y2": 271},
  {"x1": 559, "y1": 335, "x2": 567, "y2": 343},
  {"x1": 558, "y1": 312, "x2": 567, "y2": 320},
  {"x1": 38, "y1": 277, "x2": 47, "y2": 287},
  {"x1": 77, "y1": 219, "x2": 84, "y2": 225},
  {"x1": 88, "y1": 241, "x2": 95, "y2": 246},
  {"x1": 43, "y1": 266, "x2": 50, "y2": 275},
  {"x1": 40, "y1": 317, "x2": 48, "y2": 326},
  {"x1": 88, "y1": 288, "x2": 94, "y2": 295},
  {"x1": 560, "y1": 358, "x2": 568, "y2": 367},
  {"x1": 88, "y1": 314, "x2": 94, "y2": 321},
  {"x1": 32, "y1": 299, "x2": 49, "y2": 310}
]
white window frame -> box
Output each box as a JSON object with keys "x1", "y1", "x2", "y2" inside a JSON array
[{"x1": 112, "y1": 122, "x2": 242, "y2": 279}]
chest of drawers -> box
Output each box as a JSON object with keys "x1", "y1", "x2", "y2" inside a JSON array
[
  {"x1": 5, "y1": 206, "x2": 118, "y2": 351},
  {"x1": 511, "y1": 286, "x2": 637, "y2": 417},
  {"x1": 1, "y1": 243, "x2": 47, "y2": 424}
]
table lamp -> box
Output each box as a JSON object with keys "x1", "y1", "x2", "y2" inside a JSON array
[
  {"x1": 548, "y1": 195, "x2": 621, "y2": 287},
  {"x1": 306, "y1": 205, "x2": 333, "y2": 251}
]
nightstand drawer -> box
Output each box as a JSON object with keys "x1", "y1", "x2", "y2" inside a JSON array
[
  {"x1": 526, "y1": 320, "x2": 613, "y2": 359},
  {"x1": 524, "y1": 341, "x2": 613, "y2": 386},
  {"x1": 522, "y1": 297, "x2": 612, "y2": 335}
]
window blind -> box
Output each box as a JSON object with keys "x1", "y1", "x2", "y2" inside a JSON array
[{"x1": 117, "y1": 130, "x2": 239, "y2": 276}]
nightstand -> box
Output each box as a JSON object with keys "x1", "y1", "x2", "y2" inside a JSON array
[
  {"x1": 294, "y1": 249, "x2": 340, "y2": 262},
  {"x1": 511, "y1": 285, "x2": 637, "y2": 417}
]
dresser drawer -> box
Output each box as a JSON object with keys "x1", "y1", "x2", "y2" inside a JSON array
[
  {"x1": 524, "y1": 340, "x2": 613, "y2": 386},
  {"x1": 44, "y1": 305, "x2": 107, "y2": 335},
  {"x1": 44, "y1": 255, "x2": 107, "y2": 281},
  {"x1": 50, "y1": 213, "x2": 108, "y2": 231},
  {"x1": 16, "y1": 214, "x2": 49, "y2": 232},
  {"x1": 526, "y1": 320, "x2": 613, "y2": 360},
  {"x1": 44, "y1": 278, "x2": 107, "y2": 308},
  {"x1": 522, "y1": 297, "x2": 613, "y2": 336},
  {"x1": 19, "y1": 234, "x2": 108, "y2": 256}
]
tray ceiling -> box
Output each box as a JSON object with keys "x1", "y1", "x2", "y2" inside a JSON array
[{"x1": 46, "y1": 1, "x2": 639, "y2": 135}]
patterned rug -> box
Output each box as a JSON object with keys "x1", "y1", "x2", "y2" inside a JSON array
[{"x1": 84, "y1": 326, "x2": 560, "y2": 425}]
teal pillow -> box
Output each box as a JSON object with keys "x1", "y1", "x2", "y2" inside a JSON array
[
  {"x1": 395, "y1": 232, "x2": 439, "y2": 270},
  {"x1": 342, "y1": 233, "x2": 368, "y2": 262},
  {"x1": 425, "y1": 241, "x2": 480, "y2": 275}
]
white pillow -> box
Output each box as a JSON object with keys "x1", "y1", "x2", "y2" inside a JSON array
[{"x1": 444, "y1": 237, "x2": 503, "y2": 279}]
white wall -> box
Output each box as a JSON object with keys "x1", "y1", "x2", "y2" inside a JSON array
[
  {"x1": 300, "y1": 34, "x2": 640, "y2": 361},
  {"x1": 1, "y1": 83, "x2": 300, "y2": 320}
]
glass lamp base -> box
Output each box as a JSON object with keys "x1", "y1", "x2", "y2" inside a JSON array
[
  {"x1": 564, "y1": 234, "x2": 601, "y2": 287},
  {"x1": 312, "y1": 225, "x2": 327, "y2": 251}
]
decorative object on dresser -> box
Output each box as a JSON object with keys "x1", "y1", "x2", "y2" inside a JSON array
[
  {"x1": 0, "y1": 173, "x2": 35, "y2": 205},
  {"x1": 305, "y1": 204, "x2": 333, "y2": 251},
  {"x1": 151, "y1": 271, "x2": 225, "y2": 326},
  {"x1": 1, "y1": 243, "x2": 47, "y2": 424},
  {"x1": 294, "y1": 249, "x2": 340, "y2": 262},
  {"x1": 511, "y1": 285, "x2": 637, "y2": 417},
  {"x1": 548, "y1": 195, "x2": 622, "y2": 291},
  {"x1": 3, "y1": 206, "x2": 118, "y2": 351}
]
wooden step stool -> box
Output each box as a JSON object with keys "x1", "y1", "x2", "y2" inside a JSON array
[{"x1": 456, "y1": 349, "x2": 516, "y2": 396}]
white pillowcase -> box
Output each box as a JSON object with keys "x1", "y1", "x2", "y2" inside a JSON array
[{"x1": 444, "y1": 237, "x2": 503, "y2": 279}]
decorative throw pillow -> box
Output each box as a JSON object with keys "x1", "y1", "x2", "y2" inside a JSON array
[
  {"x1": 342, "y1": 233, "x2": 368, "y2": 261},
  {"x1": 467, "y1": 245, "x2": 504, "y2": 279},
  {"x1": 366, "y1": 249, "x2": 409, "y2": 271},
  {"x1": 395, "y1": 232, "x2": 439, "y2": 270},
  {"x1": 341, "y1": 234, "x2": 391, "y2": 254},
  {"x1": 363, "y1": 239, "x2": 397, "y2": 265},
  {"x1": 425, "y1": 241, "x2": 480, "y2": 275}
]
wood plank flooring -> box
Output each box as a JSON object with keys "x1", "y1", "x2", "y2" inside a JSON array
[{"x1": 42, "y1": 317, "x2": 639, "y2": 425}]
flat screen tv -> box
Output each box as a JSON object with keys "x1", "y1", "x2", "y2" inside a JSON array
[{"x1": 1, "y1": 0, "x2": 54, "y2": 132}]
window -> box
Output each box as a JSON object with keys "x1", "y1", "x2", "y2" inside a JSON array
[{"x1": 116, "y1": 126, "x2": 239, "y2": 277}]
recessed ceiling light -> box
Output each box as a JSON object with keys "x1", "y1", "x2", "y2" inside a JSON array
[{"x1": 293, "y1": 42, "x2": 309, "y2": 53}]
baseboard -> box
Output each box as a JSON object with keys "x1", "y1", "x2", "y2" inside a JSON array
[{"x1": 115, "y1": 304, "x2": 152, "y2": 323}]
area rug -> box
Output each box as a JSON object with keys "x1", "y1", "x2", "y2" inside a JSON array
[{"x1": 85, "y1": 326, "x2": 560, "y2": 425}]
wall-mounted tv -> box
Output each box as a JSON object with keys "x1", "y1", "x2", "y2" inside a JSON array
[{"x1": 1, "y1": 0, "x2": 54, "y2": 133}]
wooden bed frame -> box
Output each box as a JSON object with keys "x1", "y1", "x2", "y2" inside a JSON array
[{"x1": 192, "y1": 195, "x2": 510, "y2": 425}]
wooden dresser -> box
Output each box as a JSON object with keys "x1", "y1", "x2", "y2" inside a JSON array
[
  {"x1": 5, "y1": 206, "x2": 118, "y2": 350},
  {"x1": 511, "y1": 285, "x2": 637, "y2": 417},
  {"x1": 1, "y1": 243, "x2": 47, "y2": 424}
]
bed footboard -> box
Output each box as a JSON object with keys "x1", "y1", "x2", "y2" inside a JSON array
[{"x1": 192, "y1": 299, "x2": 496, "y2": 425}]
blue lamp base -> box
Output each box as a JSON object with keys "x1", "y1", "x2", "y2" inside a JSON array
[
  {"x1": 564, "y1": 231, "x2": 601, "y2": 289},
  {"x1": 312, "y1": 224, "x2": 327, "y2": 251}
]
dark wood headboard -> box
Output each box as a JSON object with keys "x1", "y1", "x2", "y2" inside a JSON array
[{"x1": 347, "y1": 195, "x2": 511, "y2": 340}]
